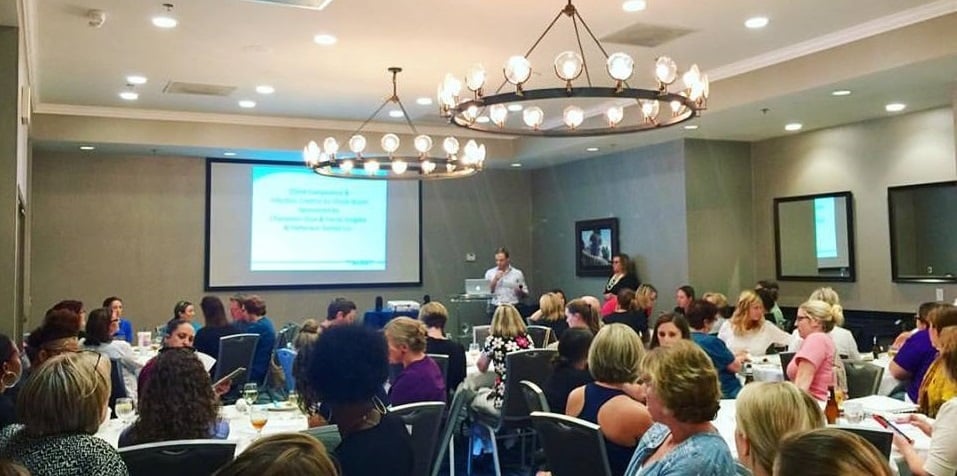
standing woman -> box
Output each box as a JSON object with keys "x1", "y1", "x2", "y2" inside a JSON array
[
  {"x1": 602, "y1": 254, "x2": 640, "y2": 314},
  {"x1": 103, "y1": 297, "x2": 134, "y2": 344},
  {"x1": 786, "y1": 300, "x2": 836, "y2": 402},
  {"x1": 174, "y1": 300, "x2": 201, "y2": 331},
  {"x1": 718, "y1": 290, "x2": 791, "y2": 356},
  {"x1": 194, "y1": 296, "x2": 239, "y2": 364},
  {"x1": 0, "y1": 335, "x2": 23, "y2": 428},
  {"x1": 84, "y1": 307, "x2": 143, "y2": 399}
]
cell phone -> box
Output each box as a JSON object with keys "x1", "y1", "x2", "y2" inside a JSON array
[
  {"x1": 873, "y1": 414, "x2": 913, "y2": 443},
  {"x1": 213, "y1": 367, "x2": 245, "y2": 389}
]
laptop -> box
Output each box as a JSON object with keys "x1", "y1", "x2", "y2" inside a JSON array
[{"x1": 464, "y1": 278, "x2": 492, "y2": 296}]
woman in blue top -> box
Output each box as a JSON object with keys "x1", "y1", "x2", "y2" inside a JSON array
[
  {"x1": 624, "y1": 340, "x2": 736, "y2": 476},
  {"x1": 686, "y1": 299, "x2": 744, "y2": 399}
]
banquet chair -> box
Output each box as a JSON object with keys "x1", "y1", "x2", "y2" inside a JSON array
[
  {"x1": 843, "y1": 359, "x2": 884, "y2": 398},
  {"x1": 119, "y1": 440, "x2": 237, "y2": 476},
  {"x1": 519, "y1": 380, "x2": 550, "y2": 413},
  {"x1": 834, "y1": 426, "x2": 893, "y2": 459},
  {"x1": 427, "y1": 353, "x2": 450, "y2": 387},
  {"x1": 473, "y1": 325, "x2": 491, "y2": 345},
  {"x1": 431, "y1": 384, "x2": 471, "y2": 476},
  {"x1": 302, "y1": 424, "x2": 342, "y2": 454},
  {"x1": 778, "y1": 352, "x2": 796, "y2": 381},
  {"x1": 214, "y1": 333, "x2": 259, "y2": 386},
  {"x1": 391, "y1": 401, "x2": 446, "y2": 476},
  {"x1": 530, "y1": 412, "x2": 612, "y2": 476},
  {"x1": 274, "y1": 323, "x2": 300, "y2": 350},
  {"x1": 526, "y1": 326, "x2": 553, "y2": 348},
  {"x1": 108, "y1": 358, "x2": 128, "y2": 417},
  {"x1": 275, "y1": 348, "x2": 297, "y2": 393}
]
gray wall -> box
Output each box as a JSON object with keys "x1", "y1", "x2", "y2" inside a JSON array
[
  {"x1": 0, "y1": 26, "x2": 26, "y2": 338},
  {"x1": 29, "y1": 151, "x2": 532, "y2": 333},
  {"x1": 752, "y1": 107, "x2": 957, "y2": 311}
]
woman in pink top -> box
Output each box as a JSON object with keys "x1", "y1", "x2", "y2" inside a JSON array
[{"x1": 786, "y1": 300, "x2": 836, "y2": 401}]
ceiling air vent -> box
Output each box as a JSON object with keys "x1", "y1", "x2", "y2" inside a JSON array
[
  {"x1": 162, "y1": 81, "x2": 236, "y2": 97},
  {"x1": 239, "y1": 0, "x2": 334, "y2": 10},
  {"x1": 602, "y1": 22, "x2": 695, "y2": 48}
]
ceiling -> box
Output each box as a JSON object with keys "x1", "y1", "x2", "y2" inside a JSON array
[{"x1": 20, "y1": 0, "x2": 957, "y2": 167}]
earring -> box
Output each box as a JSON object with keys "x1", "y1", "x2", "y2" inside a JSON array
[{"x1": 1, "y1": 370, "x2": 19, "y2": 389}]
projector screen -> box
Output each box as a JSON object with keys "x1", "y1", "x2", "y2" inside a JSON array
[{"x1": 205, "y1": 159, "x2": 421, "y2": 290}]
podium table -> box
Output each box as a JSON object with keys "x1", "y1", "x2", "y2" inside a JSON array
[{"x1": 362, "y1": 308, "x2": 419, "y2": 329}]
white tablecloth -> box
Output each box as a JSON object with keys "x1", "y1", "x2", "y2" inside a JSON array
[{"x1": 749, "y1": 353, "x2": 901, "y2": 396}]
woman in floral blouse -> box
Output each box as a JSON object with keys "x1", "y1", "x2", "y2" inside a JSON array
[{"x1": 472, "y1": 304, "x2": 534, "y2": 415}]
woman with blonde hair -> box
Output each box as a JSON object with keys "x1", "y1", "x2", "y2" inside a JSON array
[
  {"x1": 293, "y1": 319, "x2": 320, "y2": 351},
  {"x1": 702, "y1": 292, "x2": 731, "y2": 334},
  {"x1": 419, "y1": 301, "x2": 467, "y2": 392},
  {"x1": 529, "y1": 292, "x2": 569, "y2": 340},
  {"x1": 635, "y1": 284, "x2": 658, "y2": 320},
  {"x1": 0, "y1": 352, "x2": 127, "y2": 475},
  {"x1": 384, "y1": 317, "x2": 445, "y2": 406},
  {"x1": 734, "y1": 382, "x2": 824, "y2": 476},
  {"x1": 774, "y1": 428, "x2": 893, "y2": 476},
  {"x1": 567, "y1": 324, "x2": 652, "y2": 476},
  {"x1": 213, "y1": 433, "x2": 339, "y2": 476},
  {"x1": 718, "y1": 290, "x2": 790, "y2": 356},
  {"x1": 472, "y1": 304, "x2": 534, "y2": 415},
  {"x1": 787, "y1": 287, "x2": 860, "y2": 360},
  {"x1": 786, "y1": 300, "x2": 837, "y2": 401}
]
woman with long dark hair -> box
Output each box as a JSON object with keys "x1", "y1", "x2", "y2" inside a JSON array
[
  {"x1": 84, "y1": 307, "x2": 143, "y2": 399},
  {"x1": 194, "y1": 296, "x2": 239, "y2": 363}
]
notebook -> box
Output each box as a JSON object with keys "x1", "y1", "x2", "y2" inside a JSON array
[
  {"x1": 845, "y1": 395, "x2": 919, "y2": 414},
  {"x1": 464, "y1": 278, "x2": 491, "y2": 296}
]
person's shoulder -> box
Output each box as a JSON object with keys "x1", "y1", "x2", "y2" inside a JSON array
[{"x1": 0, "y1": 423, "x2": 23, "y2": 442}]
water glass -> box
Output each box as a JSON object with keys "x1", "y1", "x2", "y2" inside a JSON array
[
  {"x1": 115, "y1": 397, "x2": 135, "y2": 424},
  {"x1": 242, "y1": 383, "x2": 259, "y2": 407},
  {"x1": 844, "y1": 401, "x2": 864, "y2": 424},
  {"x1": 287, "y1": 391, "x2": 299, "y2": 408}
]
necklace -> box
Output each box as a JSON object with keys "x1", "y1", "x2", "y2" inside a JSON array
[{"x1": 605, "y1": 273, "x2": 624, "y2": 292}]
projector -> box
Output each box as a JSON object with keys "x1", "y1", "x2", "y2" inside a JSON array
[{"x1": 387, "y1": 300, "x2": 420, "y2": 312}]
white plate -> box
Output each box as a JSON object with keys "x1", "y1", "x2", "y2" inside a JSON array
[{"x1": 266, "y1": 403, "x2": 298, "y2": 412}]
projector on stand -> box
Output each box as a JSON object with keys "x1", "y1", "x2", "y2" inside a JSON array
[{"x1": 386, "y1": 300, "x2": 420, "y2": 313}]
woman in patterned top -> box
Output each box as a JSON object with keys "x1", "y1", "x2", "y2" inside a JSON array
[
  {"x1": 472, "y1": 304, "x2": 534, "y2": 415},
  {"x1": 0, "y1": 352, "x2": 128, "y2": 475}
]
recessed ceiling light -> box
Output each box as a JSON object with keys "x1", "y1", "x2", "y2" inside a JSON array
[
  {"x1": 126, "y1": 75, "x2": 148, "y2": 85},
  {"x1": 119, "y1": 91, "x2": 139, "y2": 101},
  {"x1": 388, "y1": 110, "x2": 404, "y2": 118},
  {"x1": 784, "y1": 123, "x2": 803, "y2": 132},
  {"x1": 313, "y1": 34, "x2": 337, "y2": 46},
  {"x1": 684, "y1": 124, "x2": 699, "y2": 130},
  {"x1": 745, "y1": 17, "x2": 769, "y2": 29},
  {"x1": 510, "y1": 163, "x2": 522, "y2": 168},
  {"x1": 79, "y1": 145, "x2": 95, "y2": 151},
  {"x1": 885, "y1": 103, "x2": 906, "y2": 112},
  {"x1": 507, "y1": 104, "x2": 524, "y2": 112},
  {"x1": 238, "y1": 100, "x2": 256, "y2": 108},
  {"x1": 223, "y1": 152, "x2": 237, "y2": 156},
  {"x1": 831, "y1": 90, "x2": 852, "y2": 96},
  {"x1": 255, "y1": 85, "x2": 275, "y2": 95},
  {"x1": 586, "y1": 147, "x2": 600, "y2": 152},
  {"x1": 622, "y1": 0, "x2": 647, "y2": 12},
  {"x1": 476, "y1": 116, "x2": 490, "y2": 124},
  {"x1": 151, "y1": 15, "x2": 177, "y2": 29},
  {"x1": 415, "y1": 97, "x2": 433, "y2": 106}
]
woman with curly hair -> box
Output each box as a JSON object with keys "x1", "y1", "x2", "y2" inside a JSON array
[{"x1": 118, "y1": 348, "x2": 227, "y2": 447}]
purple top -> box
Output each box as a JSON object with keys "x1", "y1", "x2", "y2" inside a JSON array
[
  {"x1": 389, "y1": 356, "x2": 446, "y2": 406},
  {"x1": 894, "y1": 329, "x2": 938, "y2": 402}
]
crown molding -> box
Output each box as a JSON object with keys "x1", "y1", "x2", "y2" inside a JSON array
[{"x1": 708, "y1": 0, "x2": 957, "y2": 81}]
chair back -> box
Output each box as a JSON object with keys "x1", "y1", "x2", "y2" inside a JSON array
[
  {"x1": 526, "y1": 325, "x2": 553, "y2": 348},
  {"x1": 274, "y1": 323, "x2": 299, "y2": 350},
  {"x1": 519, "y1": 380, "x2": 550, "y2": 413},
  {"x1": 834, "y1": 426, "x2": 893, "y2": 459},
  {"x1": 430, "y1": 385, "x2": 471, "y2": 476},
  {"x1": 426, "y1": 353, "x2": 449, "y2": 385},
  {"x1": 530, "y1": 412, "x2": 612, "y2": 476},
  {"x1": 213, "y1": 333, "x2": 260, "y2": 385},
  {"x1": 275, "y1": 348, "x2": 297, "y2": 392},
  {"x1": 843, "y1": 359, "x2": 884, "y2": 398},
  {"x1": 119, "y1": 440, "x2": 237, "y2": 476},
  {"x1": 501, "y1": 349, "x2": 557, "y2": 425},
  {"x1": 390, "y1": 401, "x2": 446, "y2": 476},
  {"x1": 302, "y1": 425, "x2": 341, "y2": 454},
  {"x1": 473, "y1": 325, "x2": 491, "y2": 345},
  {"x1": 779, "y1": 352, "x2": 796, "y2": 381},
  {"x1": 108, "y1": 358, "x2": 128, "y2": 416}
]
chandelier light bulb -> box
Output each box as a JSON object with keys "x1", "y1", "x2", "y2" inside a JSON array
[
  {"x1": 442, "y1": 73, "x2": 463, "y2": 99},
  {"x1": 413, "y1": 135, "x2": 433, "y2": 154},
  {"x1": 436, "y1": 83, "x2": 456, "y2": 109},
  {"x1": 322, "y1": 137, "x2": 339, "y2": 155},
  {"x1": 463, "y1": 104, "x2": 479, "y2": 122},
  {"x1": 466, "y1": 64, "x2": 487, "y2": 92},
  {"x1": 606, "y1": 52, "x2": 635, "y2": 81},
  {"x1": 348, "y1": 135, "x2": 367, "y2": 154},
  {"x1": 442, "y1": 137, "x2": 460, "y2": 155},
  {"x1": 523, "y1": 107, "x2": 544, "y2": 129},
  {"x1": 563, "y1": 105, "x2": 585, "y2": 129},
  {"x1": 340, "y1": 159, "x2": 354, "y2": 172},
  {"x1": 504, "y1": 55, "x2": 532, "y2": 85},
  {"x1": 364, "y1": 160, "x2": 380, "y2": 174},
  {"x1": 670, "y1": 99, "x2": 684, "y2": 115},
  {"x1": 306, "y1": 140, "x2": 321, "y2": 161},
  {"x1": 302, "y1": 146, "x2": 316, "y2": 166},
  {"x1": 682, "y1": 64, "x2": 701, "y2": 90},
  {"x1": 640, "y1": 99, "x2": 660, "y2": 120},
  {"x1": 463, "y1": 140, "x2": 487, "y2": 164},
  {"x1": 553, "y1": 51, "x2": 584, "y2": 81},
  {"x1": 421, "y1": 160, "x2": 436, "y2": 174},
  {"x1": 655, "y1": 57, "x2": 678, "y2": 85},
  {"x1": 701, "y1": 74, "x2": 710, "y2": 99},
  {"x1": 489, "y1": 104, "x2": 508, "y2": 127},
  {"x1": 391, "y1": 160, "x2": 408, "y2": 174},
  {"x1": 380, "y1": 134, "x2": 400, "y2": 154},
  {"x1": 606, "y1": 105, "x2": 624, "y2": 127},
  {"x1": 447, "y1": 163, "x2": 456, "y2": 173}
]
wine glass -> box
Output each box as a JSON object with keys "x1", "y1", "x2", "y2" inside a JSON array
[
  {"x1": 249, "y1": 407, "x2": 269, "y2": 439},
  {"x1": 242, "y1": 383, "x2": 259, "y2": 408},
  {"x1": 287, "y1": 390, "x2": 299, "y2": 408},
  {"x1": 115, "y1": 397, "x2": 135, "y2": 424}
]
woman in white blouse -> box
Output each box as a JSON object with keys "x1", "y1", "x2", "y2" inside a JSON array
[
  {"x1": 83, "y1": 307, "x2": 142, "y2": 399},
  {"x1": 718, "y1": 290, "x2": 791, "y2": 356},
  {"x1": 787, "y1": 287, "x2": 860, "y2": 360}
]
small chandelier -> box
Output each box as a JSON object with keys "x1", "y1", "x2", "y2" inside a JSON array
[
  {"x1": 304, "y1": 67, "x2": 486, "y2": 180},
  {"x1": 436, "y1": 0, "x2": 709, "y2": 137}
]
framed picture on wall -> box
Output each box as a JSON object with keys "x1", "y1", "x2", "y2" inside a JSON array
[{"x1": 575, "y1": 218, "x2": 619, "y2": 277}]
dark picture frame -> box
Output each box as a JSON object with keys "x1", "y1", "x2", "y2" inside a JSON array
[{"x1": 575, "y1": 218, "x2": 619, "y2": 277}]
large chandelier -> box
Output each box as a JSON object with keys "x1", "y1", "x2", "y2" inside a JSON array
[
  {"x1": 436, "y1": 1, "x2": 709, "y2": 137},
  {"x1": 304, "y1": 67, "x2": 486, "y2": 180}
]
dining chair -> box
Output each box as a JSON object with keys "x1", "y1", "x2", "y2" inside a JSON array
[
  {"x1": 390, "y1": 401, "x2": 446, "y2": 476},
  {"x1": 119, "y1": 440, "x2": 236, "y2": 476},
  {"x1": 530, "y1": 412, "x2": 612, "y2": 476}
]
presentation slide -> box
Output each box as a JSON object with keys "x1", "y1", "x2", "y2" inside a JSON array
[
  {"x1": 813, "y1": 196, "x2": 850, "y2": 269},
  {"x1": 206, "y1": 159, "x2": 421, "y2": 289}
]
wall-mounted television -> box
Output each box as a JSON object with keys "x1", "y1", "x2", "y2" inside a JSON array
[{"x1": 888, "y1": 180, "x2": 957, "y2": 283}]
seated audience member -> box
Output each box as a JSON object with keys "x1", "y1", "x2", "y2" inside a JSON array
[
  {"x1": 471, "y1": 304, "x2": 535, "y2": 415},
  {"x1": 50, "y1": 300, "x2": 86, "y2": 328},
  {"x1": 25, "y1": 309, "x2": 80, "y2": 366},
  {"x1": 212, "y1": 433, "x2": 339, "y2": 476},
  {"x1": 603, "y1": 289, "x2": 649, "y2": 343},
  {"x1": 649, "y1": 312, "x2": 691, "y2": 349},
  {"x1": 786, "y1": 300, "x2": 837, "y2": 402},
  {"x1": 635, "y1": 284, "x2": 658, "y2": 320},
  {"x1": 0, "y1": 335, "x2": 23, "y2": 429},
  {"x1": 322, "y1": 297, "x2": 358, "y2": 331},
  {"x1": 0, "y1": 352, "x2": 128, "y2": 475},
  {"x1": 303, "y1": 325, "x2": 413, "y2": 476},
  {"x1": 563, "y1": 298, "x2": 602, "y2": 339},
  {"x1": 384, "y1": 317, "x2": 445, "y2": 406},
  {"x1": 418, "y1": 302, "x2": 467, "y2": 392},
  {"x1": 567, "y1": 324, "x2": 652, "y2": 476},
  {"x1": 0, "y1": 460, "x2": 27, "y2": 475},
  {"x1": 891, "y1": 302, "x2": 946, "y2": 402},
  {"x1": 734, "y1": 382, "x2": 825, "y2": 476},
  {"x1": 529, "y1": 292, "x2": 570, "y2": 341},
  {"x1": 774, "y1": 428, "x2": 893, "y2": 476},
  {"x1": 755, "y1": 280, "x2": 785, "y2": 328},
  {"x1": 787, "y1": 287, "x2": 860, "y2": 360},
  {"x1": 718, "y1": 290, "x2": 791, "y2": 356},
  {"x1": 228, "y1": 295, "x2": 248, "y2": 331},
  {"x1": 102, "y1": 297, "x2": 134, "y2": 344},
  {"x1": 686, "y1": 300, "x2": 744, "y2": 398},
  {"x1": 543, "y1": 328, "x2": 594, "y2": 414},
  {"x1": 893, "y1": 301, "x2": 936, "y2": 350},
  {"x1": 293, "y1": 319, "x2": 320, "y2": 352},
  {"x1": 674, "y1": 285, "x2": 695, "y2": 315},
  {"x1": 137, "y1": 318, "x2": 197, "y2": 393},
  {"x1": 194, "y1": 296, "x2": 240, "y2": 363},
  {"x1": 624, "y1": 341, "x2": 735, "y2": 476},
  {"x1": 919, "y1": 304, "x2": 957, "y2": 418},
  {"x1": 702, "y1": 292, "x2": 732, "y2": 334},
  {"x1": 84, "y1": 307, "x2": 142, "y2": 399},
  {"x1": 120, "y1": 347, "x2": 228, "y2": 447},
  {"x1": 242, "y1": 295, "x2": 277, "y2": 386},
  {"x1": 173, "y1": 300, "x2": 201, "y2": 331}
]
